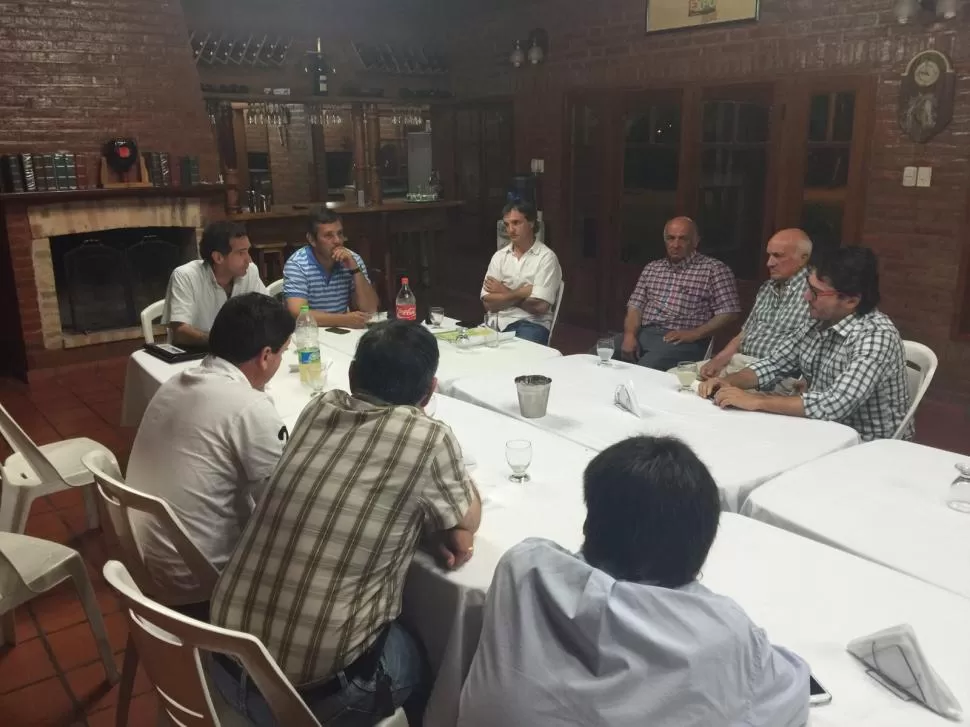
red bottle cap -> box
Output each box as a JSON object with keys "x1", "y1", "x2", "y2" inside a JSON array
[{"x1": 402, "y1": 277, "x2": 409, "y2": 285}]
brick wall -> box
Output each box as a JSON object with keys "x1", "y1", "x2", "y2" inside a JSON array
[
  {"x1": 0, "y1": 0, "x2": 218, "y2": 177},
  {"x1": 437, "y1": 0, "x2": 970, "y2": 396}
]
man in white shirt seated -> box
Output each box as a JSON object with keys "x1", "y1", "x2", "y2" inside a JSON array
[
  {"x1": 163, "y1": 220, "x2": 267, "y2": 346},
  {"x1": 126, "y1": 293, "x2": 294, "y2": 609},
  {"x1": 480, "y1": 201, "x2": 562, "y2": 345},
  {"x1": 458, "y1": 436, "x2": 810, "y2": 727}
]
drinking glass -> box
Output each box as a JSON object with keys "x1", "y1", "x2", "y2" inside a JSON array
[
  {"x1": 430, "y1": 306, "x2": 445, "y2": 328},
  {"x1": 596, "y1": 336, "x2": 615, "y2": 366},
  {"x1": 506, "y1": 439, "x2": 533, "y2": 483},
  {"x1": 948, "y1": 463, "x2": 970, "y2": 513},
  {"x1": 675, "y1": 361, "x2": 697, "y2": 392}
]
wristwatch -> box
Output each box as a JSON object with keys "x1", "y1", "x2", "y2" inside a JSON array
[{"x1": 347, "y1": 267, "x2": 361, "y2": 275}]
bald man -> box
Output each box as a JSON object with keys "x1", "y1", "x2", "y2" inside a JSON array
[
  {"x1": 700, "y1": 229, "x2": 813, "y2": 380},
  {"x1": 616, "y1": 217, "x2": 740, "y2": 370}
]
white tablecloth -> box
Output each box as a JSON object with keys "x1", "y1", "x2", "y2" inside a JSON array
[
  {"x1": 447, "y1": 355, "x2": 861, "y2": 511},
  {"x1": 316, "y1": 317, "x2": 562, "y2": 396},
  {"x1": 743, "y1": 439, "x2": 970, "y2": 601},
  {"x1": 406, "y1": 507, "x2": 970, "y2": 727}
]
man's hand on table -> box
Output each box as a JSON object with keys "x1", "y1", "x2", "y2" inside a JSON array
[
  {"x1": 433, "y1": 527, "x2": 475, "y2": 570},
  {"x1": 339, "y1": 311, "x2": 372, "y2": 329},
  {"x1": 697, "y1": 377, "x2": 727, "y2": 399},
  {"x1": 712, "y1": 385, "x2": 764, "y2": 412},
  {"x1": 699, "y1": 355, "x2": 729, "y2": 380}
]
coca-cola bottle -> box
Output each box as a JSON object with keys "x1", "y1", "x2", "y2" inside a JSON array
[{"x1": 395, "y1": 277, "x2": 417, "y2": 321}]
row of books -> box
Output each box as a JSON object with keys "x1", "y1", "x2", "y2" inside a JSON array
[
  {"x1": 0, "y1": 152, "x2": 90, "y2": 193},
  {"x1": 0, "y1": 152, "x2": 204, "y2": 194}
]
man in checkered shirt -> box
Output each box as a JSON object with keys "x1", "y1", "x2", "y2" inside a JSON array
[
  {"x1": 615, "y1": 217, "x2": 740, "y2": 370},
  {"x1": 209, "y1": 321, "x2": 481, "y2": 725},
  {"x1": 701, "y1": 229, "x2": 813, "y2": 379},
  {"x1": 698, "y1": 247, "x2": 912, "y2": 442}
]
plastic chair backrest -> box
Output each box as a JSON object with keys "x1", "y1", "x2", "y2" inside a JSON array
[
  {"x1": 896, "y1": 340, "x2": 938, "y2": 438},
  {"x1": 82, "y1": 451, "x2": 217, "y2": 606},
  {"x1": 0, "y1": 403, "x2": 64, "y2": 486},
  {"x1": 103, "y1": 560, "x2": 322, "y2": 727},
  {"x1": 548, "y1": 280, "x2": 565, "y2": 346},
  {"x1": 141, "y1": 300, "x2": 165, "y2": 345},
  {"x1": 266, "y1": 279, "x2": 284, "y2": 299}
]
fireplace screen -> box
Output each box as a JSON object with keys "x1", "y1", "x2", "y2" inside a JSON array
[{"x1": 52, "y1": 227, "x2": 195, "y2": 333}]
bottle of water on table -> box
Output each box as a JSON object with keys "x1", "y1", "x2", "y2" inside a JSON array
[{"x1": 295, "y1": 305, "x2": 323, "y2": 393}]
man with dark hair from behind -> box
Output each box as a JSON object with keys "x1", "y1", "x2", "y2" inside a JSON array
[
  {"x1": 699, "y1": 246, "x2": 912, "y2": 441},
  {"x1": 481, "y1": 200, "x2": 563, "y2": 345},
  {"x1": 210, "y1": 320, "x2": 482, "y2": 725},
  {"x1": 127, "y1": 293, "x2": 295, "y2": 609},
  {"x1": 457, "y1": 436, "x2": 809, "y2": 727},
  {"x1": 163, "y1": 220, "x2": 268, "y2": 346}
]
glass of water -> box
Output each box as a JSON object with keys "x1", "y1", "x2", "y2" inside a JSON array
[
  {"x1": 675, "y1": 361, "x2": 697, "y2": 392},
  {"x1": 948, "y1": 463, "x2": 970, "y2": 513},
  {"x1": 430, "y1": 306, "x2": 445, "y2": 328},
  {"x1": 596, "y1": 337, "x2": 615, "y2": 366},
  {"x1": 506, "y1": 439, "x2": 533, "y2": 483}
]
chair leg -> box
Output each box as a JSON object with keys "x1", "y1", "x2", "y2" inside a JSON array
[
  {"x1": 0, "y1": 609, "x2": 17, "y2": 646},
  {"x1": 81, "y1": 483, "x2": 101, "y2": 531},
  {"x1": 117, "y1": 635, "x2": 139, "y2": 727},
  {"x1": 0, "y1": 487, "x2": 34, "y2": 534},
  {"x1": 65, "y1": 554, "x2": 118, "y2": 683}
]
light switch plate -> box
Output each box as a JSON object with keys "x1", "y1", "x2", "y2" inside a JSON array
[
  {"x1": 916, "y1": 166, "x2": 932, "y2": 187},
  {"x1": 903, "y1": 166, "x2": 917, "y2": 187}
]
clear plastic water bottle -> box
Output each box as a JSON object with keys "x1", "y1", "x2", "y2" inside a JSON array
[
  {"x1": 396, "y1": 277, "x2": 417, "y2": 321},
  {"x1": 485, "y1": 311, "x2": 500, "y2": 348},
  {"x1": 295, "y1": 305, "x2": 323, "y2": 392}
]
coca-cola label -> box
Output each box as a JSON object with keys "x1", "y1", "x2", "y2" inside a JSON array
[{"x1": 396, "y1": 304, "x2": 417, "y2": 321}]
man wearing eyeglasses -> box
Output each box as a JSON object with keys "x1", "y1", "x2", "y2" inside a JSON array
[
  {"x1": 698, "y1": 246, "x2": 912, "y2": 441},
  {"x1": 615, "y1": 217, "x2": 740, "y2": 370},
  {"x1": 282, "y1": 207, "x2": 379, "y2": 328}
]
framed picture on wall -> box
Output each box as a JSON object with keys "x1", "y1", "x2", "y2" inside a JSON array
[{"x1": 645, "y1": 0, "x2": 759, "y2": 33}]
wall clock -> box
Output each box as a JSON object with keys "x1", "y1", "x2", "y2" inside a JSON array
[{"x1": 898, "y1": 50, "x2": 955, "y2": 143}]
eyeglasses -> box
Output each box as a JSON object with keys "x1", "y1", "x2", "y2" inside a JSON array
[{"x1": 805, "y1": 280, "x2": 840, "y2": 301}]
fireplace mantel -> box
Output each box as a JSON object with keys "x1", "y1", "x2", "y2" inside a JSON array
[{"x1": 0, "y1": 184, "x2": 225, "y2": 206}]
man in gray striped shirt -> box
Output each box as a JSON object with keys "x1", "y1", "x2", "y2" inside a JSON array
[
  {"x1": 209, "y1": 321, "x2": 481, "y2": 725},
  {"x1": 701, "y1": 229, "x2": 813, "y2": 379}
]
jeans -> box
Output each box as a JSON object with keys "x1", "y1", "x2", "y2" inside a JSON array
[
  {"x1": 503, "y1": 319, "x2": 550, "y2": 345},
  {"x1": 611, "y1": 326, "x2": 710, "y2": 371},
  {"x1": 208, "y1": 621, "x2": 426, "y2": 727}
]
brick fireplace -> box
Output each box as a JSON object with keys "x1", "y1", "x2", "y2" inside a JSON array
[{"x1": 1, "y1": 188, "x2": 225, "y2": 377}]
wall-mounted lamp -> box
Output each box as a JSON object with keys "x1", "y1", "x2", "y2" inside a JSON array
[
  {"x1": 510, "y1": 29, "x2": 548, "y2": 68},
  {"x1": 896, "y1": 0, "x2": 962, "y2": 23}
]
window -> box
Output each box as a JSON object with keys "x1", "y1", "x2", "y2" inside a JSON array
[
  {"x1": 619, "y1": 103, "x2": 681, "y2": 266},
  {"x1": 697, "y1": 98, "x2": 771, "y2": 280}
]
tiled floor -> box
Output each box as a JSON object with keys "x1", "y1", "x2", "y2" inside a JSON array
[{"x1": 1, "y1": 337, "x2": 968, "y2": 725}]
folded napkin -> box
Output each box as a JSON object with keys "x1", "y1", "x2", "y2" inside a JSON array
[
  {"x1": 847, "y1": 624, "x2": 962, "y2": 720},
  {"x1": 614, "y1": 381, "x2": 644, "y2": 418}
]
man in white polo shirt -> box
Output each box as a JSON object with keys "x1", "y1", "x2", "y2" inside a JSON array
[
  {"x1": 481, "y1": 200, "x2": 562, "y2": 345},
  {"x1": 163, "y1": 220, "x2": 267, "y2": 346},
  {"x1": 126, "y1": 293, "x2": 295, "y2": 606}
]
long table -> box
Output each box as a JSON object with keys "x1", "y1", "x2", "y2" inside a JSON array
[
  {"x1": 743, "y1": 439, "x2": 970, "y2": 600},
  {"x1": 447, "y1": 355, "x2": 860, "y2": 511},
  {"x1": 121, "y1": 320, "x2": 560, "y2": 427}
]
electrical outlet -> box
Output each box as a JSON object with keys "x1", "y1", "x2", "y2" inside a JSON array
[
  {"x1": 916, "y1": 166, "x2": 932, "y2": 187},
  {"x1": 902, "y1": 166, "x2": 917, "y2": 187}
]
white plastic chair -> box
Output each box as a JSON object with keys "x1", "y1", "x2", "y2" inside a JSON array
[
  {"x1": 0, "y1": 532, "x2": 119, "y2": 682},
  {"x1": 895, "y1": 340, "x2": 938, "y2": 439},
  {"x1": 141, "y1": 300, "x2": 165, "y2": 345},
  {"x1": 547, "y1": 280, "x2": 565, "y2": 347},
  {"x1": 0, "y1": 402, "x2": 106, "y2": 534},
  {"x1": 102, "y1": 561, "x2": 408, "y2": 727},
  {"x1": 83, "y1": 450, "x2": 219, "y2": 727},
  {"x1": 266, "y1": 279, "x2": 284, "y2": 299}
]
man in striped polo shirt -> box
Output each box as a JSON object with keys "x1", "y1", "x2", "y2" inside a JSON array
[
  {"x1": 209, "y1": 321, "x2": 481, "y2": 725},
  {"x1": 283, "y1": 207, "x2": 379, "y2": 328}
]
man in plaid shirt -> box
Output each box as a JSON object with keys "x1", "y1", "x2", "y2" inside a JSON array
[
  {"x1": 698, "y1": 247, "x2": 912, "y2": 442},
  {"x1": 701, "y1": 229, "x2": 813, "y2": 379},
  {"x1": 209, "y1": 321, "x2": 481, "y2": 725},
  {"x1": 615, "y1": 217, "x2": 740, "y2": 370}
]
